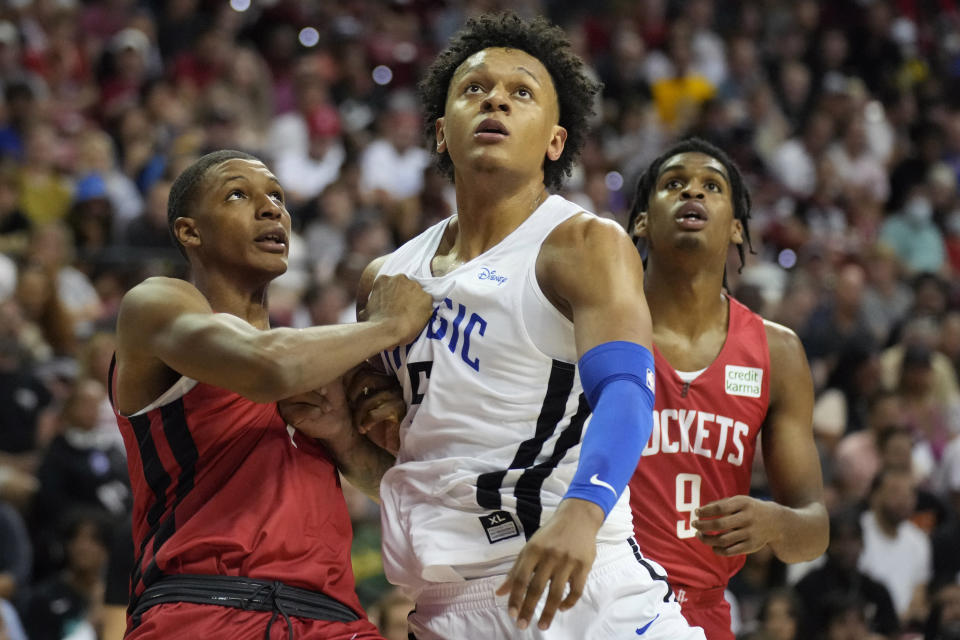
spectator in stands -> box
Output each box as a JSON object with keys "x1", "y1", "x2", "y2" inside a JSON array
[
  {"x1": 833, "y1": 392, "x2": 905, "y2": 504},
  {"x1": 13, "y1": 264, "x2": 74, "y2": 359},
  {"x1": 359, "y1": 92, "x2": 430, "y2": 204},
  {"x1": 880, "y1": 183, "x2": 948, "y2": 275},
  {"x1": 0, "y1": 499, "x2": 32, "y2": 604},
  {"x1": 744, "y1": 588, "x2": 800, "y2": 640},
  {"x1": 925, "y1": 582, "x2": 960, "y2": 640},
  {"x1": 861, "y1": 243, "x2": 913, "y2": 345},
  {"x1": 0, "y1": 164, "x2": 30, "y2": 260},
  {"x1": 794, "y1": 508, "x2": 899, "y2": 638},
  {"x1": 21, "y1": 509, "x2": 110, "y2": 640},
  {"x1": 0, "y1": 333, "x2": 56, "y2": 472},
  {"x1": 25, "y1": 223, "x2": 103, "y2": 342},
  {"x1": 274, "y1": 103, "x2": 346, "y2": 207},
  {"x1": 859, "y1": 467, "x2": 931, "y2": 625},
  {"x1": 34, "y1": 377, "x2": 129, "y2": 529},
  {"x1": 122, "y1": 179, "x2": 175, "y2": 253},
  {"x1": 801, "y1": 262, "x2": 873, "y2": 388}
]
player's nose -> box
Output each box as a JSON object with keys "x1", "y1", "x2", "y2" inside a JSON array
[
  {"x1": 255, "y1": 194, "x2": 285, "y2": 220},
  {"x1": 482, "y1": 84, "x2": 510, "y2": 113},
  {"x1": 681, "y1": 184, "x2": 706, "y2": 200}
]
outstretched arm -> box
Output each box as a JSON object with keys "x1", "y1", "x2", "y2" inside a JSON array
[
  {"x1": 116, "y1": 273, "x2": 431, "y2": 410},
  {"x1": 692, "y1": 322, "x2": 828, "y2": 562}
]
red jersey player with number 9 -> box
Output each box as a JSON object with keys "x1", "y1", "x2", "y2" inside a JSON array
[{"x1": 627, "y1": 138, "x2": 829, "y2": 640}]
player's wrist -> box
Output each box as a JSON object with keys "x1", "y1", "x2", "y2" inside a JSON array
[{"x1": 557, "y1": 497, "x2": 605, "y2": 529}]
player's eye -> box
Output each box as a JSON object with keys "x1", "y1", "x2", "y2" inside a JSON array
[
  {"x1": 227, "y1": 189, "x2": 245, "y2": 201},
  {"x1": 665, "y1": 179, "x2": 683, "y2": 190},
  {"x1": 466, "y1": 83, "x2": 484, "y2": 94},
  {"x1": 706, "y1": 182, "x2": 722, "y2": 192},
  {"x1": 516, "y1": 87, "x2": 531, "y2": 98},
  {"x1": 269, "y1": 191, "x2": 285, "y2": 204}
]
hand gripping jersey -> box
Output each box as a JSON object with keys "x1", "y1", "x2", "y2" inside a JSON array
[
  {"x1": 109, "y1": 365, "x2": 365, "y2": 618},
  {"x1": 629, "y1": 296, "x2": 770, "y2": 590},
  {"x1": 375, "y1": 195, "x2": 634, "y2": 595}
]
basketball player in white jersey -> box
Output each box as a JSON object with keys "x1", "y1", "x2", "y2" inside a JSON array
[{"x1": 347, "y1": 13, "x2": 704, "y2": 640}]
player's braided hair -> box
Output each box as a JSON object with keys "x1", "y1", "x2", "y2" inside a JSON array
[
  {"x1": 418, "y1": 12, "x2": 600, "y2": 190},
  {"x1": 628, "y1": 137, "x2": 754, "y2": 271},
  {"x1": 167, "y1": 149, "x2": 259, "y2": 260}
]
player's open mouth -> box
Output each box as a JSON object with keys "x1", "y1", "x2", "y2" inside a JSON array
[
  {"x1": 474, "y1": 118, "x2": 509, "y2": 142},
  {"x1": 674, "y1": 202, "x2": 708, "y2": 230},
  {"x1": 254, "y1": 227, "x2": 288, "y2": 253}
]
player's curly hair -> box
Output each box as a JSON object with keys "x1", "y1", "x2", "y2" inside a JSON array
[
  {"x1": 418, "y1": 12, "x2": 600, "y2": 190},
  {"x1": 628, "y1": 137, "x2": 754, "y2": 271},
  {"x1": 167, "y1": 149, "x2": 259, "y2": 260}
]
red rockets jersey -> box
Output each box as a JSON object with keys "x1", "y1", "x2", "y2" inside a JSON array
[
  {"x1": 109, "y1": 362, "x2": 365, "y2": 617},
  {"x1": 630, "y1": 296, "x2": 770, "y2": 590}
]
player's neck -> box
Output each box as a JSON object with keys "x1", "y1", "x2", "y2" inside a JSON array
[
  {"x1": 450, "y1": 175, "x2": 547, "y2": 259},
  {"x1": 644, "y1": 256, "x2": 727, "y2": 336},
  {"x1": 191, "y1": 268, "x2": 272, "y2": 329}
]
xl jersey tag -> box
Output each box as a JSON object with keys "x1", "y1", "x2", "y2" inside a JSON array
[
  {"x1": 480, "y1": 510, "x2": 521, "y2": 544},
  {"x1": 725, "y1": 365, "x2": 763, "y2": 398}
]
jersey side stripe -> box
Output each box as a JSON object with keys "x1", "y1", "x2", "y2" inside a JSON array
[
  {"x1": 476, "y1": 360, "x2": 576, "y2": 511},
  {"x1": 160, "y1": 399, "x2": 199, "y2": 501},
  {"x1": 130, "y1": 413, "x2": 170, "y2": 529},
  {"x1": 131, "y1": 397, "x2": 199, "y2": 604},
  {"x1": 515, "y1": 393, "x2": 590, "y2": 538}
]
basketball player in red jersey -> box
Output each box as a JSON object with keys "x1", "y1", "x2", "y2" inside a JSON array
[
  {"x1": 627, "y1": 138, "x2": 829, "y2": 640},
  {"x1": 110, "y1": 150, "x2": 432, "y2": 639}
]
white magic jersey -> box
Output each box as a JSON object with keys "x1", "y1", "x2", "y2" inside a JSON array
[{"x1": 376, "y1": 195, "x2": 634, "y2": 596}]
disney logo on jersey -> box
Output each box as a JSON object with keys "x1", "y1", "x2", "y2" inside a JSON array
[
  {"x1": 477, "y1": 266, "x2": 508, "y2": 286},
  {"x1": 725, "y1": 365, "x2": 763, "y2": 398}
]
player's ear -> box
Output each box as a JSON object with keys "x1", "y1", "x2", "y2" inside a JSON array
[
  {"x1": 546, "y1": 125, "x2": 566, "y2": 162},
  {"x1": 632, "y1": 211, "x2": 649, "y2": 239},
  {"x1": 435, "y1": 118, "x2": 447, "y2": 154},
  {"x1": 174, "y1": 217, "x2": 201, "y2": 250},
  {"x1": 731, "y1": 217, "x2": 743, "y2": 245}
]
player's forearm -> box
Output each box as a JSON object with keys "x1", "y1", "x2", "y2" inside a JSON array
[
  {"x1": 249, "y1": 320, "x2": 407, "y2": 402},
  {"x1": 318, "y1": 427, "x2": 394, "y2": 502},
  {"x1": 768, "y1": 500, "x2": 829, "y2": 563}
]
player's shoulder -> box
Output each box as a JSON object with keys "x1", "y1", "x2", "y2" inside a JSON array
[
  {"x1": 542, "y1": 212, "x2": 636, "y2": 264},
  {"x1": 117, "y1": 277, "x2": 208, "y2": 333},
  {"x1": 356, "y1": 252, "x2": 396, "y2": 312},
  {"x1": 761, "y1": 319, "x2": 804, "y2": 361},
  {"x1": 120, "y1": 277, "x2": 202, "y2": 312},
  {"x1": 360, "y1": 254, "x2": 392, "y2": 281},
  {"x1": 547, "y1": 211, "x2": 628, "y2": 244},
  {"x1": 761, "y1": 319, "x2": 811, "y2": 401}
]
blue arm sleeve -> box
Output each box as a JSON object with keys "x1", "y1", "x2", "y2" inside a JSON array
[{"x1": 564, "y1": 340, "x2": 655, "y2": 517}]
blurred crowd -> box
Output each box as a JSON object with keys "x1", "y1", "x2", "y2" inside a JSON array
[{"x1": 1, "y1": 0, "x2": 960, "y2": 638}]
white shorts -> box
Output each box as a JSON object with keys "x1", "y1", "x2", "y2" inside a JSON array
[{"x1": 407, "y1": 538, "x2": 706, "y2": 640}]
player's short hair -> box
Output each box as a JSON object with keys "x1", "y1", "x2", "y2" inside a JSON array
[
  {"x1": 167, "y1": 149, "x2": 260, "y2": 260},
  {"x1": 629, "y1": 137, "x2": 754, "y2": 271},
  {"x1": 418, "y1": 12, "x2": 600, "y2": 190}
]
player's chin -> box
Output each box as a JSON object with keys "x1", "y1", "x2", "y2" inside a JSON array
[{"x1": 260, "y1": 256, "x2": 289, "y2": 276}]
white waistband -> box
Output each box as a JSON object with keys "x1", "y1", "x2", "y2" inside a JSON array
[{"x1": 414, "y1": 537, "x2": 636, "y2": 613}]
